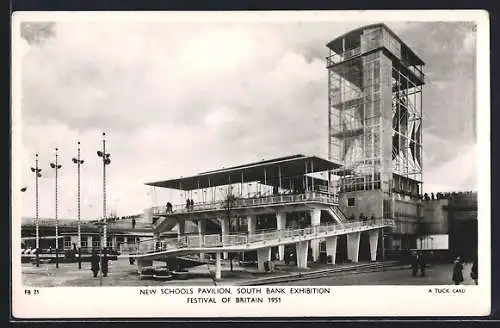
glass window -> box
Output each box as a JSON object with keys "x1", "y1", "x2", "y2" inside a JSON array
[{"x1": 348, "y1": 197, "x2": 355, "y2": 207}]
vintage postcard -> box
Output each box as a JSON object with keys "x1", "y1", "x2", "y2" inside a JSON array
[{"x1": 11, "y1": 10, "x2": 490, "y2": 318}]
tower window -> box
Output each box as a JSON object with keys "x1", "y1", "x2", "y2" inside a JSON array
[{"x1": 348, "y1": 197, "x2": 355, "y2": 207}]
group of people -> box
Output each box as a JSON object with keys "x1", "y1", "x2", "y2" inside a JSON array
[
  {"x1": 410, "y1": 251, "x2": 479, "y2": 285},
  {"x1": 452, "y1": 256, "x2": 478, "y2": 285},
  {"x1": 185, "y1": 199, "x2": 195, "y2": 211},
  {"x1": 410, "y1": 251, "x2": 427, "y2": 277},
  {"x1": 90, "y1": 248, "x2": 109, "y2": 278}
]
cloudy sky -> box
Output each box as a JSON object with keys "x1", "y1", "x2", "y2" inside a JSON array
[{"x1": 14, "y1": 15, "x2": 478, "y2": 220}]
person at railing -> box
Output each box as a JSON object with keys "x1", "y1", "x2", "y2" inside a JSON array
[
  {"x1": 190, "y1": 199, "x2": 194, "y2": 210},
  {"x1": 166, "y1": 202, "x2": 173, "y2": 213},
  {"x1": 186, "y1": 199, "x2": 191, "y2": 211}
]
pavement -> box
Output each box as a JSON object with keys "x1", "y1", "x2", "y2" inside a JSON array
[{"x1": 21, "y1": 258, "x2": 478, "y2": 287}]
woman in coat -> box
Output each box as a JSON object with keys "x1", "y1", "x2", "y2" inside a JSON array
[
  {"x1": 90, "y1": 249, "x2": 100, "y2": 278},
  {"x1": 471, "y1": 259, "x2": 478, "y2": 285},
  {"x1": 452, "y1": 257, "x2": 464, "y2": 285}
]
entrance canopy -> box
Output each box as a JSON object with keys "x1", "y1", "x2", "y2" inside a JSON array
[{"x1": 145, "y1": 154, "x2": 341, "y2": 191}]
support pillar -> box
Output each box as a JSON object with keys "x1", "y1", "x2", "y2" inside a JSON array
[
  {"x1": 219, "y1": 217, "x2": 229, "y2": 259},
  {"x1": 112, "y1": 235, "x2": 117, "y2": 251},
  {"x1": 87, "y1": 236, "x2": 93, "y2": 251},
  {"x1": 276, "y1": 212, "x2": 286, "y2": 261},
  {"x1": 177, "y1": 219, "x2": 185, "y2": 236},
  {"x1": 257, "y1": 247, "x2": 271, "y2": 272},
  {"x1": 198, "y1": 220, "x2": 206, "y2": 259},
  {"x1": 137, "y1": 258, "x2": 153, "y2": 274},
  {"x1": 215, "y1": 252, "x2": 222, "y2": 280},
  {"x1": 347, "y1": 232, "x2": 361, "y2": 263},
  {"x1": 247, "y1": 215, "x2": 256, "y2": 235},
  {"x1": 310, "y1": 208, "x2": 321, "y2": 262},
  {"x1": 296, "y1": 241, "x2": 309, "y2": 269},
  {"x1": 325, "y1": 236, "x2": 338, "y2": 264},
  {"x1": 369, "y1": 230, "x2": 380, "y2": 262}
]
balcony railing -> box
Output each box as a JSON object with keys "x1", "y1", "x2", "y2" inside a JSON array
[
  {"x1": 152, "y1": 191, "x2": 339, "y2": 216},
  {"x1": 327, "y1": 47, "x2": 362, "y2": 66},
  {"x1": 134, "y1": 219, "x2": 394, "y2": 256}
]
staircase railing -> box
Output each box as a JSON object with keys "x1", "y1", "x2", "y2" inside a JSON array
[{"x1": 135, "y1": 219, "x2": 391, "y2": 256}]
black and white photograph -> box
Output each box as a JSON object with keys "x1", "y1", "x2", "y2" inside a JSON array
[{"x1": 11, "y1": 11, "x2": 490, "y2": 318}]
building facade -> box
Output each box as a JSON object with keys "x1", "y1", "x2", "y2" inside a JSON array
[{"x1": 21, "y1": 214, "x2": 158, "y2": 254}]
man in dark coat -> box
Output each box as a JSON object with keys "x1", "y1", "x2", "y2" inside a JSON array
[
  {"x1": 410, "y1": 251, "x2": 418, "y2": 277},
  {"x1": 418, "y1": 251, "x2": 426, "y2": 277},
  {"x1": 471, "y1": 258, "x2": 478, "y2": 285},
  {"x1": 101, "y1": 248, "x2": 109, "y2": 277},
  {"x1": 452, "y1": 257, "x2": 464, "y2": 285},
  {"x1": 90, "y1": 249, "x2": 100, "y2": 278}
]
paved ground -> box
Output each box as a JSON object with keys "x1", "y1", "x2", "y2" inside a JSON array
[
  {"x1": 21, "y1": 258, "x2": 477, "y2": 287},
  {"x1": 272, "y1": 262, "x2": 478, "y2": 286}
]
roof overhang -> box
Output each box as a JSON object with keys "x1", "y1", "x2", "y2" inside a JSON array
[{"x1": 146, "y1": 154, "x2": 341, "y2": 190}]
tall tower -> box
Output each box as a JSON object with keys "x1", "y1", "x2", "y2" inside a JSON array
[{"x1": 327, "y1": 24, "x2": 425, "y2": 250}]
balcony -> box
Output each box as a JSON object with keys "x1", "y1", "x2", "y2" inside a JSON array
[
  {"x1": 326, "y1": 47, "x2": 361, "y2": 66},
  {"x1": 152, "y1": 191, "x2": 339, "y2": 216}
]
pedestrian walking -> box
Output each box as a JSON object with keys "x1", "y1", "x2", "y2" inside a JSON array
[
  {"x1": 418, "y1": 251, "x2": 426, "y2": 277},
  {"x1": 410, "y1": 251, "x2": 418, "y2": 277},
  {"x1": 90, "y1": 249, "x2": 100, "y2": 278},
  {"x1": 471, "y1": 258, "x2": 478, "y2": 285},
  {"x1": 101, "y1": 248, "x2": 109, "y2": 277},
  {"x1": 452, "y1": 256, "x2": 464, "y2": 285}
]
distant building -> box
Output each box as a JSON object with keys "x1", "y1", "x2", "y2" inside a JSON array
[
  {"x1": 21, "y1": 214, "x2": 162, "y2": 253},
  {"x1": 419, "y1": 191, "x2": 478, "y2": 261}
]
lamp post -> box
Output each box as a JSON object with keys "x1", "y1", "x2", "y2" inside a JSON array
[
  {"x1": 50, "y1": 148, "x2": 62, "y2": 269},
  {"x1": 30, "y1": 153, "x2": 42, "y2": 267},
  {"x1": 97, "y1": 132, "x2": 111, "y2": 253},
  {"x1": 72, "y1": 141, "x2": 85, "y2": 269}
]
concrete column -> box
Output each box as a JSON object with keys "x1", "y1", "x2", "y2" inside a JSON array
[
  {"x1": 310, "y1": 208, "x2": 321, "y2": 262},
  {"x1": 257, "y1": 247, "x2": 272, "y2": 272},
  {"x1": 325, "y1": 236, "x2": 338, "y2": 264},
  {"x1": 276, "y1": 212, "x2": 286, "y2": 261},
  {"x1": 198, "y1": 220, "x2": 206, "y2": 259},
  {"x1": 87, "y1": 236, "x2": 93, "y2": 251},
  {"x1": 296, "y1": 241, "x2": 309, "y2": 269},
  {"x1": 112, "y1": 235, "x2": 117, "y2": 251},
  {"x1": 247, "y1": 215, "x2": 256, "y2": 235},
  {"x1": 347, "y1": 231, "x2": 361, "y2": 263},
  {"x1": 219, "y1": 217, "x2": 229, "y2": 259},
  {"x1": 137, "y1": 258, "x2": 153, "y2": 274},
  {"x1": 369, "y1": 230, "x2": 380, "y2": 262},
  {"x1": 215, "y1": 252, "x2": 222, "y2": 280},
  {"x1": 177, "y1": 219, "x2": 186, "y2": 236}
]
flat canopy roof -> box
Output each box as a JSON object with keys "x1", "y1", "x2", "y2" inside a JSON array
[
  {"x1": 326, "y1": 23, "x2": 425, "y2": 66},
  {"x1": 145, "y1": 154, "x2": 341, "y2": 190}
]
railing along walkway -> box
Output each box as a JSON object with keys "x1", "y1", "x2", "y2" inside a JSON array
[
  {"x1": 135, "y1": 219, "x2": 393, "y2": 256},
  {"x1": 153, "y1": 191, "x2": 339, "y2": 217}
]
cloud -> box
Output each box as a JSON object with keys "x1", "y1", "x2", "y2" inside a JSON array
[{"x1": 16, "y1": 19, "x2": 478, "y2": 219}]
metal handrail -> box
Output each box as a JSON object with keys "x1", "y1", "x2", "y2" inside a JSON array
[
  {"x1": 136, "y1": 218, "x2": 393, "y2": 255},
  {"x1": 152, "y1": 191, "x2": 338, "y2": 217}
]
